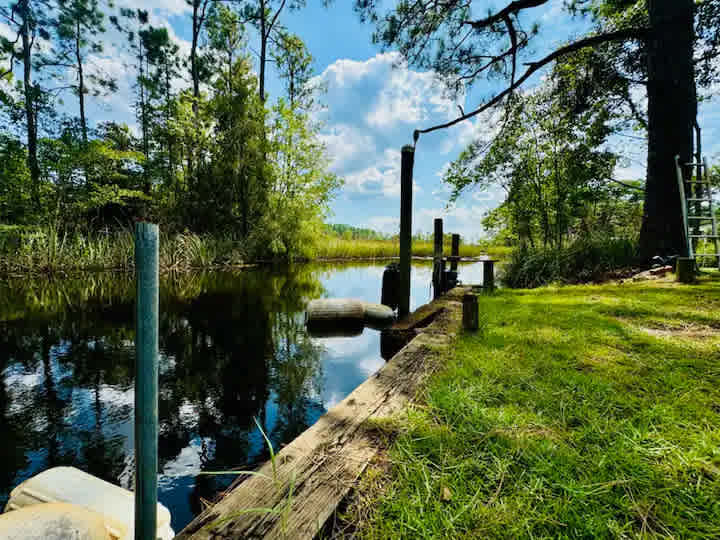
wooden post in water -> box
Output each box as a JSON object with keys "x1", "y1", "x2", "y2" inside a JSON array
[
  {"x1": 433, "y1": 218, "x2": 443, "y2": 299},
  {"x1": 399, "y1": 145, "x2": 414, "y2": 317},
  {"x1": 450, "y1": 234, "x2": 460, "y2": 272},
  {"x1": 483, "y1": 260, "x2": 495, "y2": 291},
  {"x1": 134, "y1": 222, "x2": 159, "y2": 540}
]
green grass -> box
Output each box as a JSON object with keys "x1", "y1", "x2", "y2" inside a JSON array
[
  {"x1": 355, "y1": 272, "x2": 720, "y2": 539},
  {"x1": 314, "y1": 236, "x2": 509, "y2": 260}
]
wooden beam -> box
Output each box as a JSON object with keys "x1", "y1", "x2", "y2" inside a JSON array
[{"x1": 177, "y1": 288, "x2": 468, "y2": 540}]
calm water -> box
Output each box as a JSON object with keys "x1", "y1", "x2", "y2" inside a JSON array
[{"x1": 0, "y1": 261, "x2": 486, "y2": 531}]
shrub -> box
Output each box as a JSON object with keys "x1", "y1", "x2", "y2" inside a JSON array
[{"x1": 502, "y1": 237, "x2": 639, "y2": 288}]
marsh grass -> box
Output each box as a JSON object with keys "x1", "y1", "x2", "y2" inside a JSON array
[
  {"x1": 502, "y1": 237, "x2": 638, "y2": 288},
  {"x1": 0, "y1": 227, "x2": 247, "y2": 274},
  {"x1": 350, "y1": 272, "x2": 720, "y2": 539},
  {"x1": 314, "y1": 236, "x2": 509, "y2": 260},
  {"x1": 0, "y1": 226, "x2": 510, "y2": 273}
]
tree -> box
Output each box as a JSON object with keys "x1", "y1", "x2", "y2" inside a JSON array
[
  {"x1": 188, "y1": 0, "x2": 211, "y2": 110},
  {"x1": 355, "y1": 0, "x2": 718, "y2": 260},
  {"x1": 445, "y1": 86, "x2": 618, "y2": 250},
  {"x1": 271, "y1": 31, "x2": 318, "y2": 110},
  {"x1": 0, "y1": 0, "x2": 53, "y2": 209},
  {"x1": 261, "y1": 100, "x2": 341, "y2": 258},
  {"x1": 185, "y1": 47, "x2": 268, "y2": 236},
  {"x1": 53, "y1": 0, "x2": 115, "y2": 144},
  {"x1": 240, "y1": 0, "x2": 306, "y2": 102}
]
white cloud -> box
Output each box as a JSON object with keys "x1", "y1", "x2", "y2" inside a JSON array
[
  {"x1": 319, "y1": 124, "x2": 377, "y2": 173},
  {"x1": 366, "y1": 216, "x2": 400, "y2": 235}
]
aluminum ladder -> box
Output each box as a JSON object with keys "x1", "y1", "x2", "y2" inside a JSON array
[{"x1": 674, "y1": 154, "x2": 720, "y2": 268}]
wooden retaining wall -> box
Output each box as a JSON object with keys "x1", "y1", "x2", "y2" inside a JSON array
[{"x1": 177, "y1": 286, "x2": 470, "y2": 540}]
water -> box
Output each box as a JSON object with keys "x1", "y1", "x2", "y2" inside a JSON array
[{"x1": 0, "y1": 261, "x2": 485, "y2": 532}]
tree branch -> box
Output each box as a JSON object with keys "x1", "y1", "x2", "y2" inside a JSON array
[
  {"x1": 415, "y1": 28, "x2": 647, "y2": 137},
  {"x1": 607, "y1": 177, "x2": 644, "y2": 191},
  {"x1": 464, "y1": 0, "x2": 549, "y2": 30},
  {"x1": 266, "y1": 0, "x2": 288, "y2": 39}
]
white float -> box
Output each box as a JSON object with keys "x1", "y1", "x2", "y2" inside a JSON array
[{"x1": 2, "y1": 466, "x2": 174, "y2": 540}]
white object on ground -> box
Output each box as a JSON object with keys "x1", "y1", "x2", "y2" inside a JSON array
[
  {"x1": 3, "y1": 466, "x2": 174, "y2": 540},
  {"x1": 0, "y1": 502, "x2": 119, "y2": 540}
]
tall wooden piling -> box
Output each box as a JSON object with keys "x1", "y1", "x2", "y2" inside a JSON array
[
  {"x1": 433, "y1": 218, "x2": 443, "y2": 299},
  {"x1": 134, "y1": 222, "x2": 159, "y2": 540},
  {"x1": 450, "y1": 234, "x2": 460, "y2": 272},
  {"x1": 399, "y1": 145, "x2": 415, "y2": 317},
  {"x1": 483, "y1": 260, "x2": 495, "y2": 291}
]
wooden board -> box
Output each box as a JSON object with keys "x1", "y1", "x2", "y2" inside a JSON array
[{"x1": 177, "y1": 288, "x2": 467, "y2": 540}]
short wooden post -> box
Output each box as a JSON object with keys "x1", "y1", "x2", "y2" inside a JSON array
[
  {"x1": 482, "y1": 260, "x2": 495, "y2": 290},
  {"x1": 433, "y1": 218, "x2": 443, "y2": 299},
  {"x1": 134, "y1": 222, "x2": 159, "y2": 540},
  {"x1": 399, "y1": 145, "x2": 414, "y2": 317},
  {"x1": 450, "y1": 234, "x2": 460, "y2": 272},
  {"x1": 462, "y1": 293, "x2": 479, "y2": 331},
  {"x1": 676, "y1": 257, "x2": 696, "y2": 283}
]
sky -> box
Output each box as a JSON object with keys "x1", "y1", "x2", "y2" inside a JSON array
[{"x1": 4, "y1": 0, "x2": 720, "y2": 241}]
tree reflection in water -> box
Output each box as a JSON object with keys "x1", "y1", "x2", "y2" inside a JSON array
[{"x1": 0, "y1": 266, "x2": 333, "y2": 530}]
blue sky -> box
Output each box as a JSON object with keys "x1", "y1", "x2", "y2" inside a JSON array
[{"x1": 3, "y1": 0, "x2": 720, "y2": 241}]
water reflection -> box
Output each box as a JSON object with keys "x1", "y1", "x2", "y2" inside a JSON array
[{"x1": 0, "y1": 261, "x2": 485, "y2": 531}]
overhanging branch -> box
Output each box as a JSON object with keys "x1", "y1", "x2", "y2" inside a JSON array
[
  {"x1": 415, "y1": 28, "x2": 648, "y2": 138},
  {"x1": 464, "y1": 0, "x2": 549, "y2": 30}
]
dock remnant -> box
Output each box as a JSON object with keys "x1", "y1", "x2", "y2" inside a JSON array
[
  {"x1": 381, "y1": 262, "x2": 400, "y2": 310},
  {"x1": 463, "y1": 293, "x2": 479, "y2": 331},
  {"x1": 398, "y1": 145, "x2": 415, "y2": 317},
  {"x1": 676, "y1": 257, "x2": 696, "y2": 283},
  {"x1": 178, "y1": 287, "x2": 470, "y2": 540}
]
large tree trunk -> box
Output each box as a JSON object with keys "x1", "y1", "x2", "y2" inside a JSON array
[
  {"x1": 259, "y1": 0, "x2": 267, "y2": 102},
  {"x1": 76, "y1": 22, "x2": 88, "y2": 144},
  {"x1": 639, "y1": 0, "x2": 696, "y2": 260},
  {"x1": 20, "y1": 0, "x2": 40, "y2": 210}
]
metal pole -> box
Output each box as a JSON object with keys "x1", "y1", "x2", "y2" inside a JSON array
[
  {"x1": 433, "y1": 218, "x2": 443, "y2": 299},
  {"x1": 399, "y1": 145, "x2": 414, "y2": 317},
  {"x1": 134, "y1": 222, "x2": 159, "y2": 540}
]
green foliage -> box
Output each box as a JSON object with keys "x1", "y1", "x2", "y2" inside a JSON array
[
  {"x1": 356, "y1": 274, "x2": 720, "y2": 538},
  {"x1": 502, "y1": 237, "x2": 639, "y2": 289},
  {"x1": 445, "y1": 86, "x2": 632, "y2": 251},
  {"x1": 0, "y1": 3, "x2": 341, "y2": 266}
]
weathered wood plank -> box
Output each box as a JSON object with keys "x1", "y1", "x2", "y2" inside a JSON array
[{"x1": 177, "y1": 288, "x2": 467, "y2": 540}]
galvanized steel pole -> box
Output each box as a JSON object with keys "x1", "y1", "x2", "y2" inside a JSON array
[
  {"x1": 134, "y1": 222, "x2": 159, "y2": 540},
  {"x1": 399, "y1": 145, "x2": 415, "y2": 317}
]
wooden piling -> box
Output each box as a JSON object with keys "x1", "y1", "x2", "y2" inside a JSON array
[
  {"x1": 134, "y1": 222, "x2": 159, "y2": 540},
  {"x1": 399, "y1": 145, "x2": 414, "y2": 317},
  {"x1": 433, "y1": 218, "x2": 443, "y2": 299},
  {"x1": 450, "y1": 234, "x2": 460, "y2": 272},
  {"x1": 483, "y1": 260, "x2": 495, "y2": 290},
  {"x1": 462, "y1": 293, "x2": 479, "y2": 331},
  {"x1": 676, "y1": 257, "x2": 696, "y2": 283}
]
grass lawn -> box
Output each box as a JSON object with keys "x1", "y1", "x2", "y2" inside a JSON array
[{"x1": 353, "y1": 272, "x2": 720, "y2": 539}]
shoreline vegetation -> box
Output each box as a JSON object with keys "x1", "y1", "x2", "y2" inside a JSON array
[
  {"x1": 0, "y1": 226, "x2": 510, "y2": 276},
  {"x1": 344, "y1": 272, "x2": 720, "y2": 539}
]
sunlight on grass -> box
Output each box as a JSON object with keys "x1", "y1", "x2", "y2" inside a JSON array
[{"x1": 354, "y1": 272, "x2": 720, "y2": 539}]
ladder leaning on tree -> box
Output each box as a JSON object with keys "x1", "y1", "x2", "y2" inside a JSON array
[{"x1": 674, "y1": 153, "x2": 720, "y2": 269}]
